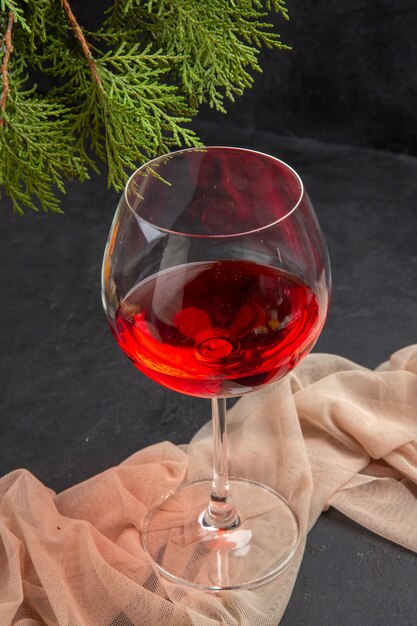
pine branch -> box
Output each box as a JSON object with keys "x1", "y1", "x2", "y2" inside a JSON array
[
  {"x1": 110, "y1": 0, "x2": 290, "y2": 112},
  {"x1": 0, "y1": 10, "x2": 13, "y2": 128},
  {"x1": 59, "y1": 45, "x2": 201, "y2": 190},
  {"x1": 62, "y1": 0, "x2": 101, "y2": 86},
  {"x1": 0, "y1": 80, "x2": 87, "y2": 213},
  {"x1": 0, "y1": 0, "x2": 290, "y2": 214}
]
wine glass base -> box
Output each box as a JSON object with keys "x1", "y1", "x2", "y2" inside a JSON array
[{"x1": 142, "y1": 478, "x2": 300, "y2": 590}]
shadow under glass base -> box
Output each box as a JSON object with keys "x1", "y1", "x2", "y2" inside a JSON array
[{"x1": 142, "y1": 478, "x2": 300, "y2": 590}]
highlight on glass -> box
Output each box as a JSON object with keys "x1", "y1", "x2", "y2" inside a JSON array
[{"x1": 102, "y1": 147, "x2": 331, "y2": 589}]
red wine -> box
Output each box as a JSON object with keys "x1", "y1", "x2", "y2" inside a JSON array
[{"x1": 114, "y1": 260, "x2": 323, "y2": 397}]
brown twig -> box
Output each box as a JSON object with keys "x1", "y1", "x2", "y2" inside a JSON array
[
  {"x1": 62, "y1": 0, "x2": 102, "y2": 86},
  {"x1": 0, "y1": 11, "x2": 14, "y2": 129}
]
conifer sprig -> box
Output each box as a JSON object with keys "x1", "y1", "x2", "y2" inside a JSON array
[
  {"x1": 0, "y1": 80, "x2": 87, "y2": 213},
  {"x1": 0, "y1": 0, "x2": 289, "y2": 214}
]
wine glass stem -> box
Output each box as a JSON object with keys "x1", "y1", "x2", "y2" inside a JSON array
[{"x1": 202, "y1": 397, "x2": 240, "y2": 530}]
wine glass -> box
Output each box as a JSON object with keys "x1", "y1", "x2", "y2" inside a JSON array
[{"x1": 102, "y1": 146, "x2": 330, "y2": 590}]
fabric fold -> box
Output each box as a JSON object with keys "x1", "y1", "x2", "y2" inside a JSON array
[{"x1": 1, "y1": 345, "x2": 417, "y2": 625}]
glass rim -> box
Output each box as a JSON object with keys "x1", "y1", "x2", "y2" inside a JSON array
[{"x1": 124, "y1": 146, "x2": 305, "y2": 239}]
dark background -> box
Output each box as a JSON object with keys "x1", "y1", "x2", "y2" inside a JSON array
[
  {"x1": 199, "y1": 0, "x2": 417, "y2": 155},
  {"x1": 1, "y1": 1, "x2": 417, "y2": 625}
]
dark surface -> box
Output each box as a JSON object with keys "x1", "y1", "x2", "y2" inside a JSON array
[{"x1": 1, "y1": 124, "x2": 417, "y2": 624}]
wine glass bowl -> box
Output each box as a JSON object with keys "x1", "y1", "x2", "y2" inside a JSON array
[{"x1": 102, "y1": 147, "x2": 330, "y2": 589}]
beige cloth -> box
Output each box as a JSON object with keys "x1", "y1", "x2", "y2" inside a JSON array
[{"x1": 1, "y1": 345, "x2": 417, "y2": 625}]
